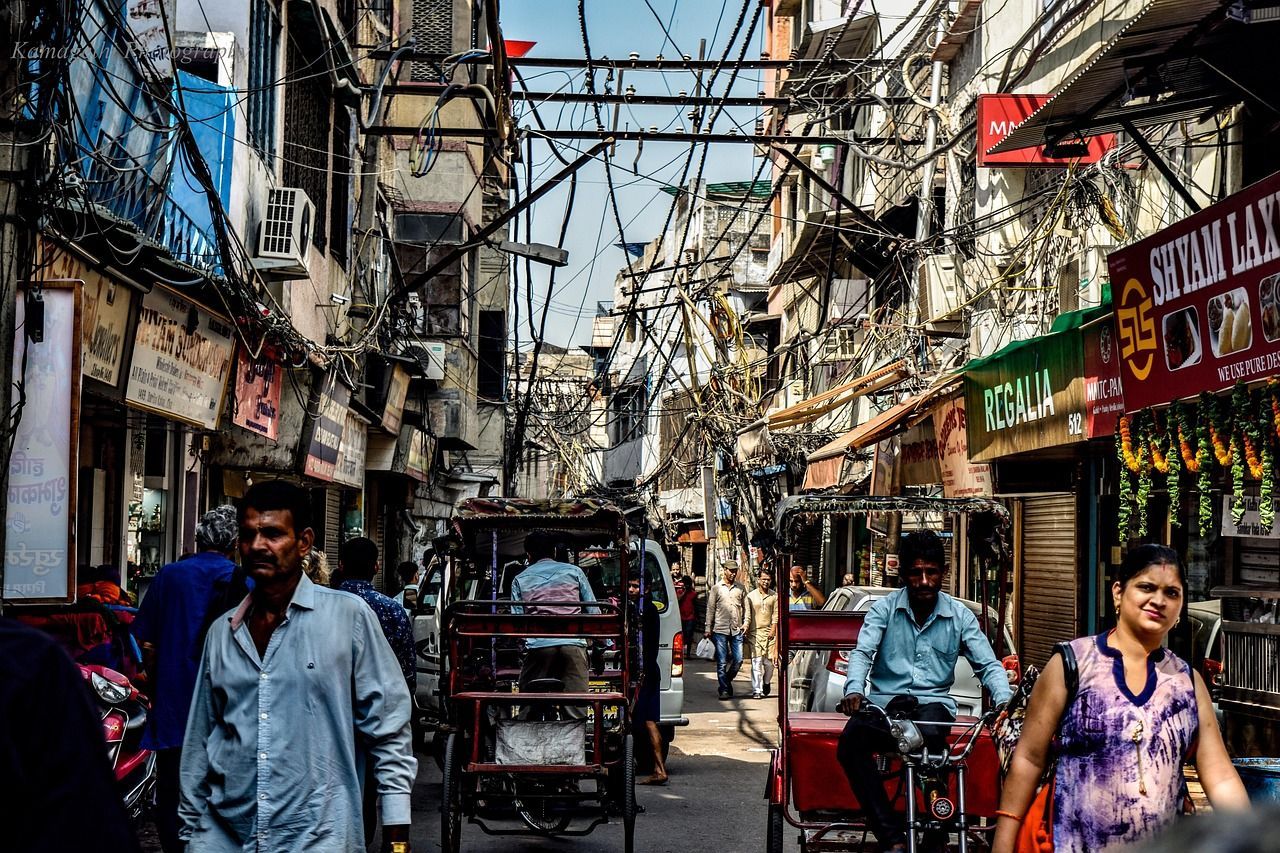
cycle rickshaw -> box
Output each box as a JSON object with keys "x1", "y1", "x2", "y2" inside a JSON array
[
  {"x1": 766, "y1": 494, "x2": 1017, "y2": 852},
  {"x1": 433, "y1": 497, "x2": 640, "y2": 852}
]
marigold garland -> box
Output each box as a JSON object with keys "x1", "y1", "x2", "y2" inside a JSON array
[
  {"x1": 1167, "y1": 425, "x2": 1183, "y2": 528},
  {"x1": 1117, "y1": 429, "x2": 1133, "y2": 540},
  {"x1": 1231, "y1": 434, "x2": 1247, "y2": 526},
  {"x1": 1149, "y1": 411, "x2": 1171, "y2": 475}
]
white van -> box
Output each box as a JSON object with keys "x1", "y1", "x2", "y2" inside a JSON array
[{"x1": 410, "y1": 538, "x2": 687, "y2": 759}]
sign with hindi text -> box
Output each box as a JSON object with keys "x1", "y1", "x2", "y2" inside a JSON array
[
  {"x1": 301, "y1": 372, "x2": 351, "y2": 482},
  {"x1": 230, "y1": 348, "x2": 284, "y2": 442},
  {"x1": 933, "y1": 397, "x2": 992, "y2": 498},
  {"x1": 5, "y1": 284, "x2": 81, "y2": 602}
]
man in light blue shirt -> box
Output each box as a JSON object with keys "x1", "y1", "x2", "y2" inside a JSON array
[
  {"x1": 179, "y1": 481, "x2": 416, "y2": 852},
  {"x1": 510, "y1": 530, "x2": 598, "y2": 716},
  {"x1": 835, "y1": 531, "x2": 1011, "y2": 853}
]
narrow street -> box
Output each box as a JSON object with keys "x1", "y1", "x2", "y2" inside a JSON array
[{"x1": 409, "y1": 657, "x2": 797, "y2": 852}]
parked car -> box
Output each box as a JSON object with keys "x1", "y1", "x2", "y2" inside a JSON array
[
  {"x1": 411, "y1": 538, "x2": 687, "y2": 762},
  {"x1": 788, "y1": 585, "x2": 1017, "y2": 717}
]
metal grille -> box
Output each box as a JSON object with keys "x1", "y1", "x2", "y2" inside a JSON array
[
  {"x1": 1221, "y1": 627, "x2": 1280, "y2": 703},
  {"x1": 283, "y1": 42, "x2": 329, "y2": 249},
  {"x1": 329, "y1": 107, "x2": 352, "y2": 262},
  {"x1": 259, "y1": 187, "x2": 313, "y2": 259},
  {"x1": 410, "y1": 0, "x2": 455, "y2": 82}
]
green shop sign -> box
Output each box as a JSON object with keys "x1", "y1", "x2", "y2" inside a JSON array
[{"x1": 963, "y1": 330, "x2": 1088, "y2": 463}]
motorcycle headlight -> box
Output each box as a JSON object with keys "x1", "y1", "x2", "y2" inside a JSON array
[{"x1": 90, "y1": 671, "x2": 130, "y2": 705}]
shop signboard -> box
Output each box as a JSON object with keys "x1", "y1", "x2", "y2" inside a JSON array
[
  {"x1": 977, "y1": 95, "x2": 1115, "y2": 167},
  {"x1": 126, "y1": 287, "x2": 234, "y2": 429},
  {"x1": 933, "y1": 397, "x2": 992, "y2": 498},
  {"x1": 1221, "y1": 495, "x2": 1280, "y2": 539},
  {"x1": 300, "y1": 372, "x2": 351, "y2": 482},
  {"x1": 900, "y1": 421, "x2": 941, "y2": 485},
  {"x1": 334, "y1": 412, "x2": 368, "y2": 489},
  {"x1": 230, "y1": 348, "x2": 284, "y2": 442},
  {"x1": 1108, "y1": 170, "x2": 1280, "y2": 411},
  {"x1": 1082, "y1": 322, "x2": 1124, "y2": 437},
  {"x1": 5, "y1": 284, "x2": 81, "y2": 602},
  {"x1": 964, "y1": 332, "x2": 1087, "y2": 462},
  {"x1": 381, "y1": 363, "x2": 410, "y2": 435},
  {"x1": 41, "y1": 241, "x2": 133, "y2": 387}
]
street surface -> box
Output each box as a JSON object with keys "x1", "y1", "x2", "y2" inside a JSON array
[{"x1": 409, "y1": 656, "x2": 796, "y2": 852}]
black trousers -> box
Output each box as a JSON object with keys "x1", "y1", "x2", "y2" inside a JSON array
[
  {"x1": 834, "y1": 700, "x2": 954, "y2": 848},
  {"x1": 155, "y1": 747, "x2": 184, "y2": 853}
]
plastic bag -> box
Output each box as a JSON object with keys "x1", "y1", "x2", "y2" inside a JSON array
[{"x1": 695, "y1": 637, "x2": 714, "y2": 659}]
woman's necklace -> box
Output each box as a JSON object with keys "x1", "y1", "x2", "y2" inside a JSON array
[{"x1": 1130, "y1": 717, "x2": 1148, "y2": 796}]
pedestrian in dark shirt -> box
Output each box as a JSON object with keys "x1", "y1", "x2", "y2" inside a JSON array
[
  {"x1": 0, "y1": 616, "x2": 142, "y2": 853},
  {"x1": 337, "y1": 536, "x2": 417, "y2": 849},
  {"x1": 337, "y1": 537, "x2": 416, "y2": 691},
  {"x1": 131, "y1": 504, "x2": 241, "y2": 853}
]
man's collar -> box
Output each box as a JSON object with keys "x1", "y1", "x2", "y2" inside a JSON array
[
  {"x1": 230, "y1": 571, "x2": 315, "y2": 630},
  {"x1": 893, "y1": 588, "x2": 951, "y2": 616}
]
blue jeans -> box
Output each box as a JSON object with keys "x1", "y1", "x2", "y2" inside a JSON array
[{"x1": 712, "y1": 632, "x2": 743, "y2": 695}]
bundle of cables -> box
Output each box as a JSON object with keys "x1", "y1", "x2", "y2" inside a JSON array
[{"x1": 410, "y1": 50, "x2": 496, "y2": 178}]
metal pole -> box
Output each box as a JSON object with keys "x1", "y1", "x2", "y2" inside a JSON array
[{"x1": 913, "y1": 11, "x2": 949, "y2": 250}]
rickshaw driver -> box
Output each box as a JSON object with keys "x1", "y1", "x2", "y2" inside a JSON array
[
  {"x1": 510, "y1": 530, "x2": 599, "y2": 719},
  {"x1": 835, "y1": 530, "x2": 1012, "y2": 853}
]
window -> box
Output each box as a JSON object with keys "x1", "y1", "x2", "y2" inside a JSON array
[
  {"x1": 610, "y1": 384, "x2": 647, "y2": 445},
  {"x1": 282, "y1": 42, "x2": 329, "y2": 249},
  {"x1": 477, "y1": 310, "x2": 506, "y2": 400},
  {"x1": 247, "y1": 0, "x2": 280, "y2": 163},
  {"x1": 410, "y1": 0, "x2": 455, "y2": 82},
  {"x1": 329, "y1": 106, "x2": 352, "y2": 262}
]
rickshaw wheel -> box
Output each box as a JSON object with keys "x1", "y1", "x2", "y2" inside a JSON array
[
  {"x1": 621, "y1": 733, "x2": 637, "y2": 853},
  {"x1": 766, "y1": 803, "x2": 784, "y2": 853},
  {"x1": 440, "y1": 733, "x2": 462, "y2": 853}
]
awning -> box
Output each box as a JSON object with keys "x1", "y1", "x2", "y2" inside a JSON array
[
  {"x1": 988, "y1": 0, "x2": 1242, "y2": 156},
  {"x1": 802, "y1": 376, "x2": 961, "y2": 489},
  {"x1": 769, "y1": 210, "x2": 894, "y2": 288},
  {"x1": 762, "y1": 359, "x2": 910, "y2": 431}
]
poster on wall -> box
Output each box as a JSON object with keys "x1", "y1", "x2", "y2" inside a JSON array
[
  {"x1": 125, "y1": 287, "x2": 234, "y2": 429},
  {"x1": 39, "y1": 240, "x2": 133, "y2": 387},
  {"x1": 1108, "y1": 169, "x2": 1280, "y2": 411},
  {"x1": 5, "y1": 284, "x2": 81, "y2": 602},
  {"x1": 301, "y1": 372, "x2": 351, "y2": 482},
  {"x1": 381, "y1": 363, "x2": 410, "y2": 435},
  {"x1": 933, "y1": 397, "x2": 993, "y2": 498},
  {"x1": 230, "y1": 347, "x2": 284, "y2": 442},
  {"x1": 1082, "y1": 321, "x2": 1124, "y2": 437}
]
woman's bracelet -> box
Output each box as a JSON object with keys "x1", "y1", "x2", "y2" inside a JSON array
[{"x1": 994, "y1": 810, "x2": 1023, "y2": 822}]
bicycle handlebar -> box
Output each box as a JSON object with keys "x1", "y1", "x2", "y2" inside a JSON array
[{"x1": 855, "y1": 701, "x2": 998, "y2": 764}]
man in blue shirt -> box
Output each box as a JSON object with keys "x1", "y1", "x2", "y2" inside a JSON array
[
  {"x1": 510, "y1": 530, "x2": 598, "y2": 717},
  {"x1": 337, "y1": 537, "x2": 415, "y2": 692},
  {"x1": 132, "y1": 504, "x2": 241, "y2": 853},
  {"x1": 179, "y1": 481, "x2": 415, "y2": 853},
  {"x1": 835, "y1": 531, "x2": 1011, "y2": 853}
]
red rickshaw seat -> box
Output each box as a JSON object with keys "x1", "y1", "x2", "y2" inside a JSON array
[{"x1": 785, "y1": 711, "x2": 1000, "y2": 817}]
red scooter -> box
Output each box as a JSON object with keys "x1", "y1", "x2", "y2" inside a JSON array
[{"x1": 79, "y1": 662, "x2": 156, "y2": 825}]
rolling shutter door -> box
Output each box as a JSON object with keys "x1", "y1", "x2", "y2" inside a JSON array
[
  {"x1": 1018, "y1": 494, "x2": 1078, "y2": 668},
  {"x1": 324, "y1": 489, "x2": 342, "y2": 552}
]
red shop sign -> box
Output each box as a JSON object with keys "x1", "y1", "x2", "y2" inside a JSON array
[
  {"x1": 1107, "y1": 170, "x2": 1280, "y2": 411},
  {"x1": 977, "y1": 95, "x2": 1115, "y2": 167}
]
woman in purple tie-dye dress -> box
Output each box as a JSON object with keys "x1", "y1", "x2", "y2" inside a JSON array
[{"x1": 993, "y1": 545, "x2": 1249, "y2": 852}]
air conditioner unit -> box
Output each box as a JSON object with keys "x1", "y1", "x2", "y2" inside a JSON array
[
  {"x1": 1077, "y1": 244, "x2": 1113, "y2": 308},
  {"x1": 403, "y1": 340, "x2": 446, "y2": 380},
  {"x1": 253, "y1": 187, "x2": 314, "y2": 277},
  {"x1": 819, "y1": 324, "x2": 864, "y2": 362},
  {"x1": 919, "y1": 254, "x2": 964, "y2": 321}
]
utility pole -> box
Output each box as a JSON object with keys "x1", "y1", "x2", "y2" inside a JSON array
[{"x1": 0, "y1": 0, "x2": 37, "y2": 610}]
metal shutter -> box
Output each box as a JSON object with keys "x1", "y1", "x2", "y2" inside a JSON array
[
  {"x1": 1018, "y1": 494, "x2": 1078, "y2": 668},
  {"x1": 325, "y1": 488, "x2": 342, "y2": 552}
]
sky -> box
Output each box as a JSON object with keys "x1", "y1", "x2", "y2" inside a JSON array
[{"x1": 498, "y1": 0, "x2": 769, "y2": 350}]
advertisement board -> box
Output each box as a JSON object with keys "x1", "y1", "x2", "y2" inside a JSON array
[
  {"x1": 977, "y1": 95, "x2": 1115, "y2": 167},
  {"x1": 230, "y1": 348, "x2": 284, "y2": 442},
  {"x1": 1108, "y1": 170, "x2": 1280, "y2": 411},
  {"x1": 40, "y1": 241, "x2": 133, "y2": 387},
  {"x1": 5, "y1": 284, "x2": 81, "y2": 602},
  {"x1": 125, "y1": 287, "x2": 234, "y2": 429},
  {"x1": 1082, "y1": 321, "x2": 1124, "y2": 437},
  {"x1": 381, "y1": 364, "x2": 410, "y2": 435},
  {"x1": 933, "y1": 397, "x2": 992, "y2": 498},
  {"x1": 300, "y1": 372, "x2": 351, "y2": 482},
  {"x1": 334, "y1": 412, "x2": 368, "y2": 489}
]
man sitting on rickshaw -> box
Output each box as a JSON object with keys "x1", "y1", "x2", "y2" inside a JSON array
[
  {"x1": 836, "y1": 530, "x2": 1012, "y2": 853},
  {"x1": 510, "y1": 530, "x2": 599, "y2": 718}
]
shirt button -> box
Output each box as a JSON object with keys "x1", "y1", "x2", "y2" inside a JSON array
[
  {"x1": 259, "y1": 793, "x2": 267, "y2": 800},
  {"x1": 260, "y1": 712, "x2": 269, "y2": 720},
  {"x1": 260, "y1": 753, "x2": 267, "y2": 760},
  {"x1": 260, "y1": 672, "x2": 268, "y2": 680}
]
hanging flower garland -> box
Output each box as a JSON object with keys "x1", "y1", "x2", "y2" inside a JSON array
[
  {"x1": 1167, "y1": 417, "x2": 1183, "y2": 527},
  {"x1": 1260, "y1": 392, "x2": 1276, "y2": 531},
  {"x1": 1148, "y1": 409, "x2": 1181, "y2": 527},
  {"x1": 1174, "y1": 401, "x2": 1205, "y2": 474},
  {"x1": 1269, "y1": 378, "x2": 1280, "y2": 442},
  {"x1": 1116, "y1": 427, "x2": 1133, "y2": 540},
  {"x1": 1196, "y1": 400, "x2": 1215, "y2": 535},
  {"x1": 1119, "y1": 414, "x2": 1143, "y2": 473}
]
